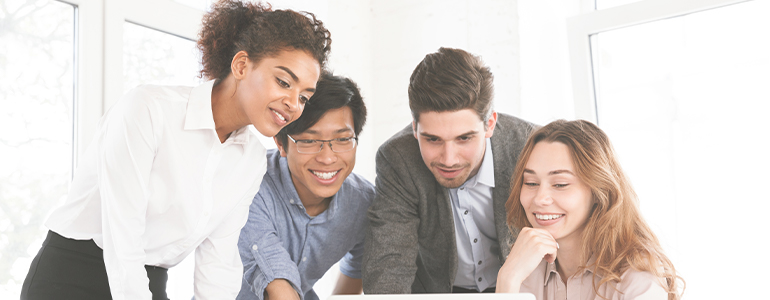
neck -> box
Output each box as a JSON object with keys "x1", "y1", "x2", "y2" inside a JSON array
[
  {"x1": 554, "y1": 229, "x2": 585, "y2": 283},
  {"x1": 302, "y1": 197, "x2": 331, "y2": 217},
  {"x1": 211, "y1": 77, "x2": 249, "y2": 143}
]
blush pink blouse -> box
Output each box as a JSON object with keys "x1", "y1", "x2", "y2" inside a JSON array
[{"x1": 519, "y1": 259, "x2": 669, "y2": 300}]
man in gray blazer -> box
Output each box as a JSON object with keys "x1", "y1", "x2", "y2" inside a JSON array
[{"x1": 363, "y1": 47, "x2": 537, "y2": 294}]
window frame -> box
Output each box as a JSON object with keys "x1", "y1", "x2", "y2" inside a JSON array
[
  {"x1": 566, "y1": 0, "x2": 753, "y2": 122},
  {"x1": 58, "y1": 0, "x2": 203, "y2": 163}
]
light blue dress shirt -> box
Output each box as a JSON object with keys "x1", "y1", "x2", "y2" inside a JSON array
[
  {"x1": 237, "y1": 149, "x2": 375, "y2": 300},
  {"x1": 448, "y1": 138, "x2": 501, "y2": 291}
]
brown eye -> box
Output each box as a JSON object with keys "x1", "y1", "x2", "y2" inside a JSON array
[{"x1": 276, "y1": 78, "x2": 290, "y2": 88}]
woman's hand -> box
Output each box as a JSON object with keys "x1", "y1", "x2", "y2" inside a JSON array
[{"x1": 496, "y1": 227, "x2": 559, "y2": 293}]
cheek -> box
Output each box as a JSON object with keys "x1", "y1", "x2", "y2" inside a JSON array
[
  {"x1": 519, "y1": 188, "x2": 534, "y2": 208},
  {"x1": 286, "y1": 157, "x2": 308, "y2": 175},
  {"x1": 466, "y1": 141, "x2": 486, "y2": 162},
  {"x1": 565, "y1": 190, "x2": 593, "y2": 221},
  {"x1": 344, "y1": 153, "x2": 356, "y2": 170},
  {"x1": 418, "y1": 144, "x2": 437, "y2": 162}
]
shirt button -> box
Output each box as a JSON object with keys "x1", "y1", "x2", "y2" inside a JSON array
[
  {"x1": 478, "y1": 260, "x2": 482, "y2": 265},
  {"x1": 290, "y1": 199, "x2": 295, "y2": 204},
  {"x1": 464, "y1": 210, "x2": 469, "y2": 215},
  {"x1": 478, "y1": 277, "x2": 482, "y2": 282},
  {"x1": 302, "y1": 257, "x2": 307, "y2": 262},
  {"x1": 252, "y1": 245, "x2": 258, "y2": 251},
  {"x1": 460, "y1": 187, "x2": 465, "y2": 190},
  {"x1": 473, "y1": 238, "x2": 478, "y2": 243}
]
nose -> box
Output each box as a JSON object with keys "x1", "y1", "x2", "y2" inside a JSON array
[
  {"x1": 534, "y1": 186, "x2": 554, "y2": 206},
  {"x1": 438, "y1": 142, "x2": 460, "y2": 167},
  {"x1": 282, "y1": 90, "x2": 302, "y2": 113},
  {"x1": 315, "y1": 142, "x2": 338, "y2": 165}
]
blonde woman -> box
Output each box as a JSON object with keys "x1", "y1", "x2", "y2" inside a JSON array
[{"x1": 496, "y1": 120, "x2": 683, "y2": 300}]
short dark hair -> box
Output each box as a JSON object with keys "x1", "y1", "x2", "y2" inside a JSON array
[
  {"x1": 408, "y1": 47, "x2": 494, "y2": 122},
  {"x1": 197, "y1": 0, "x2": 332, "y2": 81},
  {"x1": 276, "y1": 72, "x2": 367, "y2": 146}
]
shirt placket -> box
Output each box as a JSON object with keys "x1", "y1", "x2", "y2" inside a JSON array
[
  {"x1": 164, "y1": 141, "x2": 223, "y2": 260},
  {"x1": 458, "y1": 186, "x2": 489, "y2": 291},
  {"x1": 194, "y1": 143, "x2": 222, "y2": 235},
  {"x1": 296, "y1": 201, "x2": 311, "y2": 273}
]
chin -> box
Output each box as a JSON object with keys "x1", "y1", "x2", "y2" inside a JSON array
[
  {"x1": 310, "y1": 187, "x2": 339, "y2": 199},
  {"x1": 432, "y1": 173, "x2": 464, "y2": 188}
]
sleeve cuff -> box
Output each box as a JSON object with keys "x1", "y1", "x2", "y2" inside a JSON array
[
  {"x1": 338, "y1": 253, "x2": 362, "y2": 279},
  {"x1": 245, "y1": 243, "x2": 303, "y2": 300}
]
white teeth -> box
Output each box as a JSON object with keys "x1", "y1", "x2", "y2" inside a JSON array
[
  {"x1": 535, "y1": 214, "x2": 563, "y2": 220},
  {"x1": 272, "y1": 109, "x2": 286, "y2": 121},
  {"x1": 312, "y1": 170, "x2": 338, "y2": 180}
]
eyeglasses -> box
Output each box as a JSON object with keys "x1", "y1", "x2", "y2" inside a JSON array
[{"x1": 287, "y1": 135, "x2": 358, "y2": 154}]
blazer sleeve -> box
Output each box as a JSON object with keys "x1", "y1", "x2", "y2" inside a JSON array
[{"x1": 362, "y1": 144, "x2": 421, "y2": 294}]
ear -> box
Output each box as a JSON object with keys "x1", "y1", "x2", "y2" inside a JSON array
[
  {"x1": 412, "y1": 120, "x2": 418, "y2": 140},
  {"x1": 274, "y1": 136, "x2": 288, "y2": 157},
  {"x1": 231, "y1": 50, "x2": 250, "y2": 80},
  {"x1": 484, "y1": 111, "x2": 498, "y2": 138}
]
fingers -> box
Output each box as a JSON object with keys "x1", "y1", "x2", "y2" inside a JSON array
[{"x1": 515, "y1": 227, "x2": 559, "y2": 263}]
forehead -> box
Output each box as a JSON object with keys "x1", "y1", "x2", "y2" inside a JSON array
[
  {"x1": 255, "y1": 50, "x2": 321, "y2": 78},
  {"x1": 415, "y1": 109, "x2": 483, "y2": 137},
  {"x1": 526, "y1": 141, "x2": 575, "y2": 173},
  {"x1": 299, "y1": 106, "x2": 355, "y2": 135}
]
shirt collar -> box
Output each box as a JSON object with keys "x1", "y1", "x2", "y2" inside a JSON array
[
  {"x1": 184, "y1": 79, "x2": 250, "y2": 145},
  {"x1": 474, "y1": 138, "x2": 496, "y2": 188},
  {"x1": 544, "y1": 255, "x2": 597, "y2": 286}
]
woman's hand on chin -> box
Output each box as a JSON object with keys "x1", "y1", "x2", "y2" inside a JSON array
[{"x1": 496, "y1": 227, "x2": 559, "y2": 293}]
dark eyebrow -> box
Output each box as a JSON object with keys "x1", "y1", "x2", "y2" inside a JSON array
[
  {"x1": 419, "y1": 130, "x2": 478, "y2": 140},
  {"x1": 336, "y1": 128, "x2": 354, "y2": 134},
  {"x1": 276, "y1": 66, "x2": 316, "y2": 93},
  {"x1": 277, "y1": 66, "x2": 298, "y2": 82},
  {"x1": 301, "y1": 128, "x2": 354, "y2": 136}
]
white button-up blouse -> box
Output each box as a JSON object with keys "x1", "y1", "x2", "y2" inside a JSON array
[{"x1": 46, "y1": 80, "x2": 266, "y2": 300}]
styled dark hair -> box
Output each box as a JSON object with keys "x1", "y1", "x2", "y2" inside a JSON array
[
  {"x1": 408, "y1": 47, "x2": 494, "y2": 122},
  {"x1": 275, "y1": 72, "x2": 367, "y2": 146},
  {"x1": 197, "y1": 0, "x2": 332, "y2": 81}
]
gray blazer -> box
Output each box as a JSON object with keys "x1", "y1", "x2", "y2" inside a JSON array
[{"x1": 363, "y1": 113, "x2": 536, "y2": 294}]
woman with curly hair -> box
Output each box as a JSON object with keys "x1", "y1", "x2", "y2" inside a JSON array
[
  {"x1": 21, "y1": 1, "x2": 331, "y2": 299},
  {"x1": 496, "y1": 120, "x2": 683, "y2": 300}
]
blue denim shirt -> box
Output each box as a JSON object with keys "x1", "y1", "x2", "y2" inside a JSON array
[{"x1": 237, "y1": 149, "x2": 375, "y2": 300}]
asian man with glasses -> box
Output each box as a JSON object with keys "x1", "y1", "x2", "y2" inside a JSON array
[{"x1": 236, "y1": 73, "x2": 372, "y2": 300}]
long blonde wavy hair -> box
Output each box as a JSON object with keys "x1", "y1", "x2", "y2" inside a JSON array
[{"x1": 505, "y1": 120, "x2": 683, "y2": 300}]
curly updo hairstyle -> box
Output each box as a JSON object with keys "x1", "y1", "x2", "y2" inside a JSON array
[{"x1": 197, "y1": 0, "x2": 332, "y2": 81}]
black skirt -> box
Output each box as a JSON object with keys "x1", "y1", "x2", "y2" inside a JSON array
[{"x1": 21, "y1": 230, "x2": 169, "y2": 300}]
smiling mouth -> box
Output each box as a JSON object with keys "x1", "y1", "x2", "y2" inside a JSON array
[
  {"x1": 271, "y1": 108, "x2": 286, "y2": 122},
  {"x1": 312, "y1": 170, "x2": 338, "y2": 180},
  {"x1": 535, "y1": 213, "x2": 565, "y2": 220}
]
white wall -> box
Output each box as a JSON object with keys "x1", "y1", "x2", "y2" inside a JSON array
[{"x1": 269, "y1": 0, "x2": 524, "y2": 182}]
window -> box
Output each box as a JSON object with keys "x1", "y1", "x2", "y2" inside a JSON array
[
  {"x1": 569, "y1": 0, "x2": 768, "y2": 298},
  {"x1": 0, "y1": 0, "x2": 76, "y2": 297},
  {"x1": 123, "y1": 22, "x2": 201, "y2": 93}
]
